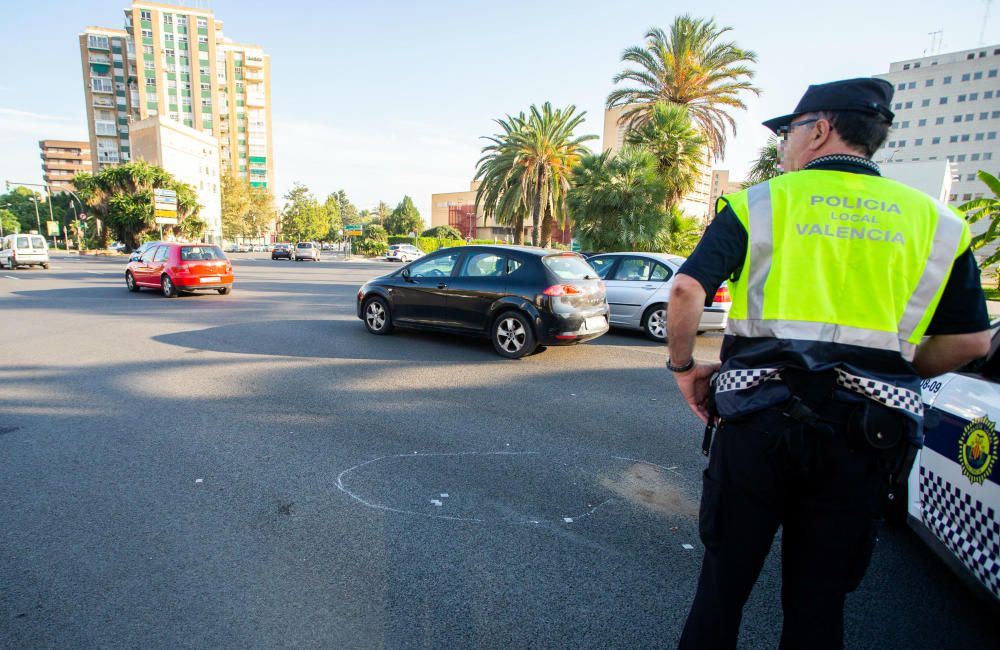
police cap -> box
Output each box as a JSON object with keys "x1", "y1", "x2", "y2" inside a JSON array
[{"x1": 762, "y1": 77, "x2": 895, "y2": 134}]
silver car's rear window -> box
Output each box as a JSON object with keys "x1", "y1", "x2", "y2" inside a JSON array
[{"x1": 543, "y1": 254, "x2": 597, "y2": 280}]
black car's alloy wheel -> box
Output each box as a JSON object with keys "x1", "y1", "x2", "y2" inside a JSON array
[
  {"x1": 492, "y1": 311, "x2": 536, "y2": 359},
  {"x1": 363, "y1": 297, "x2": 393, "y2": 334}
]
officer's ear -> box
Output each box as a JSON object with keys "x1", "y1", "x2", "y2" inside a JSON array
[{"x1": 811, "y1": 114, "x2": 836, "y2": 149}]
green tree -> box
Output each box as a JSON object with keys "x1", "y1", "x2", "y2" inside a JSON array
[
  {"x1": 221, "y1": 167, "x2": 250, "y2": 240},
  {"x1": 475, "y1": 102, "x2": 596, "y2": 247},
  {"x1": 375, "y1": 201, "x2": 392, "y2": 225},
  {"x1": 624, "y1": 102, "x2": 707, "y2": 212},
  {"x1": 336, "y1": 190, "x2": 361, "y2": 226},
  {"x1": 607, "y1": 16, "x2": 759, "y2": 160},
  {"x1": 280, "y1": 183, "x2": 326, "y2": 242},
  {"x1": 73, "y1": 160, "x2": 200, "y2": 249},
  {"x1": 567, "y1": 147, "x2": 669, "y2": 252},
  {"x1": 0, "y1": 186, "x2": 46, "y2": 233},
  {"x1": 324, "y1": 193, "x2": 343, "y2": 240},
  {"x1": 742, "y1": 135, "x2": 781, "y2": 188},
  {"x1": 0, "y1": 208, "x2": 19, "y2": 235},
  {"x1": 385, "y1": 195, "x2": 424, "y2": 235},
  {"x1": 356, "y1": 223, "x2": 389, "y2": 257},
  {"x1": 960, "y1": 171, "x2": 1000, "y2": 284},
  {"x1": 423, "y1": 224, "x2": 462, "y2": 239}
]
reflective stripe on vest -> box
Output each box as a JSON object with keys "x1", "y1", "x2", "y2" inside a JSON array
[{"x1": 724, "y1": 171, "x2": 970, "y2": 361}]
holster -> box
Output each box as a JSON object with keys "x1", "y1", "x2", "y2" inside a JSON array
[{"x1": 702, "y1": 373, "x2": 720, "y2": 456}]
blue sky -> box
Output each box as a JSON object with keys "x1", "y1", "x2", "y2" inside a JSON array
[{"x1": 2, "y1": 0, "x2": 1000, "y2": 221}]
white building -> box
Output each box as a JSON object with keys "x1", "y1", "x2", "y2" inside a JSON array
[
  {"x1": 875, "y1": 44, "x2": 1000, "y2": 209},
  {"x1": 130, "y1": 115, "x2": 222, "y2": 244}
]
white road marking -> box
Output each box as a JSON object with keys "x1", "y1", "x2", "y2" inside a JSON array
[
  {"x1": 4, "y1": 275, "x2": 19, "y2": 280},
  {"x1": 195, "y1": 478, "x2": 203, "y2": 484},
  {"x1": 440, "y1": 493, "x2": 449, "y2": 498},
  {"x1": 430, "y1": 499, "x2": 443, "y2": 506},
  {"x1": 563, "y1": 517, "x2": 574, "y2": 523},
  {"x1": 682, "y1": 544, "x2": 695, "y2": 550}
]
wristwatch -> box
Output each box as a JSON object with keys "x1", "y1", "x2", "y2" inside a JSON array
[{"x1": 666, "y1": 358, "x2": 695, "y2": 373}]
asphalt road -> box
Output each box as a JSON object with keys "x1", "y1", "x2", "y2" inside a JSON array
[{"x1": 1, "y1": 251, "x2": 997, "y2": 649}]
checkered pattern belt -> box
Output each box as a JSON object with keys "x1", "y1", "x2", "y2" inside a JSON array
[{"x1": 715, "y1": 367, "x2": 924, "y2": 417}]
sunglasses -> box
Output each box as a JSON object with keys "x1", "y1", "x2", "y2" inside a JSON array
[{"x1": 777, "y1": 118, "x2": 820, "y2": 138}]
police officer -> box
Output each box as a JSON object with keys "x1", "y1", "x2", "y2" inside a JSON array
[{"x1": 666, "y1": 78, "x2": 993, "y2": 649}]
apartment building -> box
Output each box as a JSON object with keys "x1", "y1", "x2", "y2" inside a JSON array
[
  {"x1": 79, "y1": 26, "x2": 141, "y2": 169},
  {"x1": 602, "y1": 106, "x2": 713, "y2": 223},
  {"x1": 875, "y1": 44, "x2": 1000, "y2": 206},
  {"x1": 79, "y1": 2, "x2": 273, "y2": 189},
  {"x1": 707, "y1": 170, "x2": 743, "y2": 217},
  {"x1": 38, "y1": 140, "x2": 92, "y2": 193},
  {"x1": 130, "y1": 115, "x2": 222, "y2": 243}
]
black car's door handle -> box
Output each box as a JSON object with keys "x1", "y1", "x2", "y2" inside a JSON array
[{"x1": 437, "y1": 283, "x2": 448, "y2": 289}]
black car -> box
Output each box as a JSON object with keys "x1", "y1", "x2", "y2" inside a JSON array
[
  {"x1": 356, "y1": 245, "x2": 609, "y2": 358},
  {"x1": 271, "y1": 243, "x2": 292, "y2": 260}
]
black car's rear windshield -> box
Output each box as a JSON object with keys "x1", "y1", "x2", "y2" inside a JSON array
[
  {"x1": 542, "y1": 254, "x2": 598, "y2": 280},
  {"x1": 181, "y1": 246, "x2": 226, "y2": 261}
]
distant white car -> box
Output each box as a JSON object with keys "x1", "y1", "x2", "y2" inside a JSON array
[
  {"x1": 0, "y1": 234, "x2": 50, "y2": 269},
  {"x1": 901, "y1": 321, "x2": 1000, "y2": 603},
  {"x1": 585, "y1": 252, "x2": 731, "y2": 341},
  {"x1": 386, "y1": 244, "x2": 425, "y2": 263}
]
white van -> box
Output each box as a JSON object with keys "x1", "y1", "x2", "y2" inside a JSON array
[{"x1": 0, "y1": 234, "x2": 50, "y2": 269}]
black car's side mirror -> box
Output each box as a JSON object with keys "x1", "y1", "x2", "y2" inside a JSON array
[{"x1": 401, "y1": 268, "x2": 411, "y2": 280}]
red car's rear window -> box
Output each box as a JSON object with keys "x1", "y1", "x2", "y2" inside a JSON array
[{"x1": 180, "y1": 246, "x2": 226, "y2": 261}]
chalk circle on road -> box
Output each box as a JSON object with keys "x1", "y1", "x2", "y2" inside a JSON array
[{"x1": 336, "y1": 450, "x2": 698, "y2": 525}]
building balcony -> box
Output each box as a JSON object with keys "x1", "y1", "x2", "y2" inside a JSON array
[
  {"x1": 244, "y1": 54, "x2": 264, "y2": 68},
  {"x1": 245, "y1": 94, "x2": 266, "y2": 108}
]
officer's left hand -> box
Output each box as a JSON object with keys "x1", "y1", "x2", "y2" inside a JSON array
[{"x1": 673, "y1": 361, "x2": 722, "y2": 424}]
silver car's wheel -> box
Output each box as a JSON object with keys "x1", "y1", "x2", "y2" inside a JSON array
[
  {"x1": 642, "y1": 304, "x2": 667, "y2": 342},
  {"x1": 363, "y1": 297, "x2": 393, "y2": 335},
  {"x1": 492, "y1": 311, "x2": 536, "y2": 359}
]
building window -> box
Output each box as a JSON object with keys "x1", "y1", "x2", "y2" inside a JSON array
[
  {"x1": 963, "y1": 194, "x2": 973, "y2": 201},
  {"x1": 88, "y1": 34, "x2": 110, "y2": 49},
  {"x1": 143, "y1": 45, "x2": 153, "y2": 56},
  {"x1": 141, "y1": 29, "x2": 153, "y2": 39},
  {"x1": 994, "y1": 111, "x2": 1000, "y2": 119},
  {"x1": 197, "y1": 17, "x2": 208, "y2": 28},
  {"x1": 91, "y1": 77, "x2": 113, "y2": 93},
  {"x1": 894, "y1": 102, "x2": 902, "y2": 110},
  {"x1": 140, "y1": 9, "x2": 152, "y2": 20},
  {"x1": 958, "y1": 94, "x2": 967, "y2": 102},
  {"x1": 974, "y1": 71, "x2": 983, "y2": 80},
  {"x1": 962, "y1": 73, "x2": 972, "y2": 81},
  {"x1": 944, "y1": 76, "x2": 952, "y2": 84},
  {"x1": 954, "y1": 115, "x2": 963, "y2": 123},
  {"x1": 178, "y1": 39, "x2": 188, "y2": 50},
  {"x1": 898, "y1": 140, "x2": 907, "y2": 146},
  {"x1": 967, "y1": 113, "x2": 975, "y2": 121},
  {"x1": 901, "y1": 121, "x2": 910, "y2": 128},
  {"x1": 982, "y1": 112, "x2": 990, "y2": 120},
  {"x1": 926, "y1": 78, "x2": 934, "y2": 87},
  {"x1": 918, "y1": 119, "x2": 927, "y2": 126},
  {"x1": 970, "y1": 92, "x2": 979, "y2": 100},
  {"x1": 936, "y1": 117, "x2": 945, "y2": 125},
  {"x1": 991, "y1": 70, "x2": 999, "y2": 78},
  {"x1": 887, "y1": 140, "x2": 896, "y2": 148},
  {"x1": 990, "y1": 132, "x2": 998, "y2": 139},
  {"x1": 972, "y1": 154, "x2": 981, "y2": 161},
  {"x1": 957, "y1": 154, "x2": 967, "y2": 161},
  {"x1": 915, "y1": 138, "x2": 923, "y2": 146},
  {"x1": 949, "y1": 193, "x2": 958, "y2": 201},
  {"x1": 940, "y1": 96, "x2": 948, "y2": 104},
  {"x1": 961, "y1": 134, "x2": 971, "y2": 142},
  {"x1": 164, "y1": 14, "x2": 173, "y2": 25},
  {"x1": 164, "y1": 33, "x2": 174, "y2": 42},
  {"x1": 932, "y1": 137, "x2": 940, "y2": 144},
  {"x1": 901, "y1": 66, "x2": 909, "y2": 73},
  {"x1": 908, "y1": 81, "x2": 916, "y2": 89},
  {"x1": 986, "y1": 152, "x2": 994, "y2": 160},
  {"x1": 904, "y1": 101, "x2": 913, "y2": 109},
  {"x1": 987, "y1": 91, "x2": 995, "y2": 99},
  {"x1": 921, "y1": 99, "x2": 930, "y2": 107},
  {"x1": 145, "y1": 77, "x2": 156, "y2": 87},
  {"x1": 950, "y1": 135, "x2": 959, "y2": 142}
]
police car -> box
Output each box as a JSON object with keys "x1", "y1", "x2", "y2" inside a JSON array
[{"x1": 904, "y1": 321, "x2": 1000, "y2": 603}]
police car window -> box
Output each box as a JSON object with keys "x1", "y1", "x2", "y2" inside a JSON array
[
  {"x1": 650, "y1": 263, "x2": 672, "y2": 282},
  {"x1": 588, "y1": 257, "x2": 616, "y2": 279},
  {"x1": 613, "y1": 257, "x2": 652, "y2": 281}
]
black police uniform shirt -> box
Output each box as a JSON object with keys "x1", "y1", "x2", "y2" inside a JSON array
[{"x1": 679, "y1": 155, "x2": 991, "y2": 366}]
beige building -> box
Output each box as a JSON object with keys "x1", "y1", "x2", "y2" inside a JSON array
[
  {"x1": 430, "y1": 181, "x2": 573, "y2": 244},
  {"x1": 39, "y1": 140, "x2": 92, "y2": 193},
  {"x1": 707, "y1": 170, "x2": 744, "y2": 217},
  {"x1": 79, "y1": 1, "x2": 273, "y2": 189},
  {"x1": 130, "y1": 115, "x2": 221, "y2": 243},
  {"x1": 602, "y1": 106, "x2": 714, "y2": 223}
]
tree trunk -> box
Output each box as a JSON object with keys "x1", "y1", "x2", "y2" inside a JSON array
[
  {"x1": 513, "y1": 214, "x2": 524, "y2": 245},
  {"x1": 540, "y1": 203, "x2": 553, "y2": 249},
  {"x1": 531, "y1": 169, "x2": 544, "y2": 246}
]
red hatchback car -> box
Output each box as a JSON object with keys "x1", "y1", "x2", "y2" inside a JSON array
[{"x1": 125, "y1": 242, "x2": 234, "y2": 297}]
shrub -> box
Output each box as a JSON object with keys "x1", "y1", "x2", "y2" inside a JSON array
[{"x1": 422, "y1": 225, "x2": 462, "y2": 239}]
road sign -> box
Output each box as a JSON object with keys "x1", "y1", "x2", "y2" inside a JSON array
[
  {"x1": 153, "y1": 188, "x2": 177, "y2": 201},
  {"x1": 345, "y1": 230, "x2": 362, "y2": 236},
  {"x1": 345, "y1": 224, "x2": 362, "y2": 233},
  {"x1": 154, "y1": 216, "x2": 178, "y2": 225},
  {"x1": 154, "y1": 208, "x2": 177, "y2": 218},
  {"x1": 79, "y1": 213, "x2": 87, "y2": 220},
  {"x1": 46, "y1": 221, "x2": 59, "y2": 236},
  {"x1": 570, "y1": 238, "x2": 581, "y2": 252}
]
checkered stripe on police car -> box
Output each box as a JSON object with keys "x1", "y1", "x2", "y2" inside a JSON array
[
  {"x1": 715, "y1": 368, "x2": 781, "y2": 393},
  {"x1": 919, "y1": 466, "x2": 1000, "y2": 599},
  {"x1": 835, "y1": 370, "x2": 924, "y2": 417}
]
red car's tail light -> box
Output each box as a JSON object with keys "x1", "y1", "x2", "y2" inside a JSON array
[
  {"x1": 713, "y1": 286, "x2": 731, "y2": 303},
  {"x1": 543, "y1": 284, "x2": 583, "y2": 297}
]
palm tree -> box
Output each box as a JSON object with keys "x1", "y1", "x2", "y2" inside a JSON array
[
  {"x1": 624, "y1": 102, "x2": 707, "y2": 213},
  {"x1": 960, "y1": 171, "x2": 1000, "y2": 284},
  {"x1": 567, "y1": 147, "x2": 669, "y2": 252},
  {"x1": 607, "y1": 16, "x2": 759, "y2": 160},
  {"x1": 742, "y1": 135, "x2": 781, "y2": 188},
  {"x1": 475, "y1": 103, "x2": 596, "y2": 247},
  {"x1": 74, "y1": 160, "x2": 200, "y2": 249}
]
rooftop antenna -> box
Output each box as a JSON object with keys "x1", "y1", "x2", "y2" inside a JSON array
[
  {"x1": 983, "y1": 0, "x2": 993, "y2": 45},
  {"x1": 927, "y1": 29, "x2": 943, "y2": 55}
]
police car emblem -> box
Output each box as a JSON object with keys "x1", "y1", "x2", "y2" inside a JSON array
[{"x1": 958, "y1": 416, "x2": 999, "y2": 486}]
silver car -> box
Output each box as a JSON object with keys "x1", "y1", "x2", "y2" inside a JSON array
[
  {"x1": 586, "y1": 252, "x2": 731, "y2": 341},
  {"x1": 294, "y1": 241, "x2": 320, "y2": 261}
]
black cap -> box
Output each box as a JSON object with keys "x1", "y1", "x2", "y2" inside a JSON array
[{"x1": 762, "y1": 77, "x2": 895, "y2": 133}]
